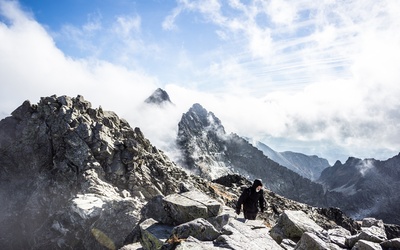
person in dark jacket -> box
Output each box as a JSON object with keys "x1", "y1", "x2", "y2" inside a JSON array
[{"x1": 236, "y1": 179, "x2": 266, "y2": 220}]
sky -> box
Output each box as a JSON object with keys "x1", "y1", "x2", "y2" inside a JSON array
[{"x1": 1, "y1": 0, "x2": 400, "y2": 165}]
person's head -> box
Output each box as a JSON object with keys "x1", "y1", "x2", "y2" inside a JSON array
[{"x1": 252, "y1": 179, "x2": 263, "y2": 192}]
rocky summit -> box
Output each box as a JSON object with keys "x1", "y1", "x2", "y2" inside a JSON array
[
  {"x1": 1, "y1": 95, "x2": 400, "y2": 249},
  {"x1": 0, "y1": 95, "x2": 203, "y2": 249},
  {"x1": 144, "y1": 88, "x2": 173, "y2": 106}
]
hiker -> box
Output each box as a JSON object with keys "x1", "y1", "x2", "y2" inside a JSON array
[{"x1": 236, "y1": 179, "x2": 266, "y2": 220}]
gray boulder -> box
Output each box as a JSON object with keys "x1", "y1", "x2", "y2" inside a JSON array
[
  {"x1": 216, "y1": 219, "x2": 283, "y2": 250},
  {"x1": 363, "y1": 218, "x2": 385, "y2": 229},
  {"x1": 380, "y1": 238, "x2": 400, "y2": 249},
  {"x1": 352, "y1": 239, "x2": 382, "y2": 250},
  {"x1": 328, "y1": 227, "x2": 351, "y2": 248},
  {"x1": 346, "y1": 223, "x2": 388, "y2": 248},
  {"x1": 142, "y1": 190, "x2": 222, "y2": 225},
  {"x1": 294, "y1": 232, "x2": 341, "y2": 250},
  {"x1": 270, "y1": 210, "x2": 325, "y2": 244},
  {"x1": 359, "y1": 226, "x2": 388, "y2": 243},
  {"x1": 163, "y1": 190, "x2": 222, "y2": 225},
  {"x1": 171, "y1": 218, "x2": 221, "y2": 241},
  {"x1": 139, "y1": 218, "x2": 174, "y2": 250}
]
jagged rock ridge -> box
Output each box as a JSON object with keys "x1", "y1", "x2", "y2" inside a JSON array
[{"x1": 0, "y1": 95, "x2": 199, "y2": 249}]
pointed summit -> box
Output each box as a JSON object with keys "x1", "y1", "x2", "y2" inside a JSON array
[{"x1": 145, "y1": 88, "x2": 173, "y2": 105}]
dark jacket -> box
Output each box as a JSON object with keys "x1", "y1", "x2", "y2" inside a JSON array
[{"x1": 236, "y1": 186, "x2": 266, "y2": 214}]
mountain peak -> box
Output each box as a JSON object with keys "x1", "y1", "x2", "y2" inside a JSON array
[{"x1": 144, "y1": 88, "x2": 172, "y2": 105}]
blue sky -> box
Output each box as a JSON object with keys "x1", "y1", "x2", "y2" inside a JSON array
[{"x1": 1, "y1": 0, "x2": 400, "y2": 164}]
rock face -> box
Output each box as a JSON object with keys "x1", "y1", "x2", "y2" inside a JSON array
[
  {"x1": 0, "y1": 95, "x2": 197, "y2": 249},
  {"x1": 318, "y1": 156, "x2": 400, "y2": 224},
  {"x1": 176, "y1": 103, "x2": 230, "y2": 180},
  {"x1": 253, "y1": 140, "x2": 330, "y2": 181}
]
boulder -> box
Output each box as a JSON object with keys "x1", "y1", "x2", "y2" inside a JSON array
[
  {"x1": 270, "y1": 210, "x2": 325, "y2": 243},
  {"x1": 363, "y1": 218, "x2": 385, "y2": 229},
  {"x1": 139, "y1": 218, "x2": 174, "y2": 250},
  {"x1": 328, "y1": 227, "x2": 351, "y2": 248},
  {"x1": 206, "y1": 206, "x2": 236, "y2": 231},
  {"x1": 215, "y1": 218, "x2": 283, "y2": 250},
  {"x1": 359, "y1": 226, "x2": 387, "y2": 243},
  {"x1": 162, "y1": 190, "x2": 222, "y2": 225},
  {"x1": 294, "y1": 232, "x2": 333, "y2": 250},
  {"x1": 352, "y1": 239, "x2": 382, "y2": 250},
  {"x1": 380, "y1": 238, "x2": 400, "y2": 249},
  {"x1": 171, "y1": 218, "x2": 221, "y2": 241},
  {"x1": 346, "y1": 225, "x2": 388, "y2": 248}
]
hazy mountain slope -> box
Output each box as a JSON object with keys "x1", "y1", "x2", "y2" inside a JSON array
[
  {"x1": 318, "y1": 155, "x2": 400, "y2": 224},
  {"x1": 252, "y1": 140, "x2": 330, "y2": 180}
]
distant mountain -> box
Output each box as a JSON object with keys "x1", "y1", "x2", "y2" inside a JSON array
[
  {"x1": 252, "y1": 140, "x2": 330, "y2": 181},
  {"x1": 176, "y1": 103, "x2": 340, "y2": 208},
  {"x1": 318, "y1": 155, "x2": 400, "y2": 224},
  {"x1": 144, "y1": 88, "x2": 173, "y2": 105}
]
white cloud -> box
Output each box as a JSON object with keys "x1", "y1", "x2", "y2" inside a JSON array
[
  {"x1": 162, "y1": 4, "x2": 184, "y2": 31},
  {"x1": 114, "y1": 15, "x2": 141, "y2": 38},
  {"x1": 266, "y1": 0, "x2": 297, "y2": 26},
  {"x1": 0, "y1": 0, "x2": 158, "y2": 119}
]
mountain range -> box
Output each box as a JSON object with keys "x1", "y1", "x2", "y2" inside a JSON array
[
  {"x1": 165, "y1": 87, "x2": 400, "y2": 225},
  {"x1": 0, "y1": 91, "x2": 399, "y2": 248}
]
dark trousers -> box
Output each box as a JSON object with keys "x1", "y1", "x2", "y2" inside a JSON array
[{"x1": 244, "y1": 212, "x2": 257, "y2": 220}]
